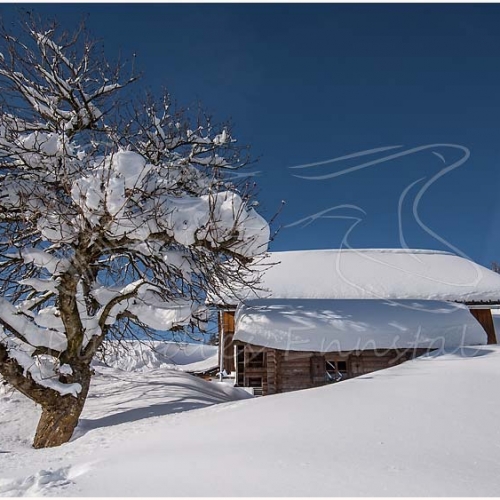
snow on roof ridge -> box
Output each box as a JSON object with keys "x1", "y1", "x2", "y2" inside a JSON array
[
  {"x1": 211, "y1": 247, "x2": 500, "y2": 305},
  {"x1": 210, "y1": 247, "x2": 500, "y2": 306}
]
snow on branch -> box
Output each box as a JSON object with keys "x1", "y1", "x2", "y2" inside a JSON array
[
  {"x1": 92, "y1": 280, "x2": 205, "y2": 334},
  {"x1": 0, "y1": 297, "x2": 67, "y2": 351},
  {"x1": 0, "y1": 25, "x2": 136, "y2": 138},
  {"x1": 0, "y1": 329, "x2": 81, "y2": 397}
]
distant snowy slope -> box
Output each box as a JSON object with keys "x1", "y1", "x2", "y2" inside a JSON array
[
  {"x1": 2, "y1": 346, "x2": 500, "y2": 496},
  {"x1": 95, "y1": 340, "x2": 218, "y2": 372}
]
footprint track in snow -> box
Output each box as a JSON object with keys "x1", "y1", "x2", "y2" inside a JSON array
[{"x1": 0, "y1": 463, "x2": 93, "y2": 497}]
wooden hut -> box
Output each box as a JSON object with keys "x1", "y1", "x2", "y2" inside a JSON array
[{"x1": 213, "y1": 249, "x2": 500, "y2": 395}]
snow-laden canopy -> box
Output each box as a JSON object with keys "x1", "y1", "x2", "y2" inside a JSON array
[
  {"x1": 234, "y1": 299, "x2": 487, "y2": 352},
  {"x1": 0, "y1": 141, "x2": 269, "y2": 397},
  {"x1": 215, "y1": 249, "x2": 500, "y2": 305},
  {"x1": 0, "y1": 144, "x2": 269, "y2": 256}
]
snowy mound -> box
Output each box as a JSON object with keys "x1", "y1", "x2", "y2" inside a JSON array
[{"x1": 95, "y1": 340, "x2": 218, "y2": 373}]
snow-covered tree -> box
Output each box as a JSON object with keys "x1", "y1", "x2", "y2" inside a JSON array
[{"x1": 0, "y1": 19, "x2": 269, "y2": 448}]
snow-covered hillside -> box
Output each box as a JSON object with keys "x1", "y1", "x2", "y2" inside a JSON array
[
  {"x1": 2, "y1": 346, "x2": 500, "y2": 496},
  {"x1": 95, "y1": 340, "x2": 218, "y2": 373}
]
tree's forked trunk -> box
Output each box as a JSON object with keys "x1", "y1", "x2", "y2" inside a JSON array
[{"x1": 33, "y1": 370, "x2": 91, "y2": 449}]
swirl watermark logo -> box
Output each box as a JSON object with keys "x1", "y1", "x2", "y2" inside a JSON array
[{"x1": 287, "y1": 143, "x2": 471, "y2": 259}]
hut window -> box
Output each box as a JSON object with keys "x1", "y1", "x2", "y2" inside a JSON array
[
  {"x1": 337, "y1": 361, "x2": 347, "y2": 372},
  {"x1": 248, "y1": 377, "x2": 262, "y2": 387},
  {"x1": 326, "y1": 359, "x2": 349, "y2": 382},
  {"x1": 248, "y1": 352, "x2": 265, "y2": 368}
]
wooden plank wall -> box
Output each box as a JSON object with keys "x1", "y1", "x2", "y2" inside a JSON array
[
  {"x1": 310, "y1": 355, "x2": 326, "y2": 386},
  {"x1": 343, "y1": 349, "x2": 427, "y2": 377},
  {"x1": 349, "y1": 351, "x2": 398, "y2": 376},
  {"x1": 276, "y1": 351, "x2": 315, "y2": 393},
  {"x1": 259, "y1": 348, "x2": 430, "y2": 395}
]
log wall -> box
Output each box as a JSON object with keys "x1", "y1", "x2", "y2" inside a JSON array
[
  {"x1": 277, "y1": 351, "x2": 315, "y2": 392},
  {"x1": 266, "y1": 349, "x2": 279, "y2": 395},
  {"x1": 261, "y1": 348, "x2": 428, "y2": 395}
]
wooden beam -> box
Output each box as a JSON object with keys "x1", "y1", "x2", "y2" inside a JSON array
[
  {"x1": 222, "y1": 311, "x2": 236, "y2": 372},
  {"x1": 470, "y1": 308, "x2": 497, "y2": 345},
  {"x1": 310, "y1": 355, "x2": 326, "y2": 386},
  {"x1": 266, "y1": 349, "x2": 277, "y2": 395}
]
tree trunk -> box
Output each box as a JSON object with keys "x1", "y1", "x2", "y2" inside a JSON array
[{"x1": 33, "y1": 367, "x2": 92, "y2": 449}]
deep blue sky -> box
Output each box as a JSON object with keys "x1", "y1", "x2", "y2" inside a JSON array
[{"x1": 2, "y1": 3, "x2": 500, "y2": 267}]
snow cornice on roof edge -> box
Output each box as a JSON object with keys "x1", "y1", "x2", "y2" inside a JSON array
[{"x1": 234, "y1": 299, "x2": 487, "y2": 352}]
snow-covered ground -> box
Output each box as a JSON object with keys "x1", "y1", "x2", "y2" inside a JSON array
[
  {"x1": 2, "y1": 345, "x2": 500, "y2": 496},
  {"x1": 0, "y1": 364, "x2": 250, "y2": 497}
]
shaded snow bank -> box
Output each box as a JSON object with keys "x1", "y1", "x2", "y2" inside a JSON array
[
  {"x1": 0, "y1": 362, "x2": 250, "y2": 471},
  {"x1": 69, "y1": 346, "x2": 500, "y2": 496}
]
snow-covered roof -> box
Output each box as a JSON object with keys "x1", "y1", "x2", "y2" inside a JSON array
[
  {"x1": 234, "y1": 299, "x2": 487, "y2": 352},
  {"x1": 218, "y1": 249, "x2": 500, "y2": 305}
]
